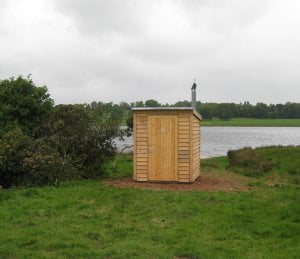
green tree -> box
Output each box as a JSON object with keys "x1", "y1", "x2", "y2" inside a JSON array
[
  {"x1": 240, "y1": 102, "x2": 255, "y2": 118},
  {"x1": 283, "y1": 102, "x2": 300, "y2": 118},
  {"x1": 173, "y1": 100, "x2": 191, "y2": 107},
  {"x1": 134, "y1": 101, "x2": 144, "y2": 107},
  {"x1": 0, "y1": 76, "x2": 54, "y2": 136},
  {"x1": 254, "y1": 103, "x2": 269, "y2": 118},
  {"x1": 119, "y1": 101, "x2": 131, "y2": 110},
  {"x1": 89, "y1": 102, "x2": 124, "y2": 131},
  {"x1": 218, "y1": 103, "x2": 233, "y2": 120},
  {"x1": 145, "y1": 99, "x2": 161, "y2": 107}
]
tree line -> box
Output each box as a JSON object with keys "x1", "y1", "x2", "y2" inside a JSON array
[{"x1": 114, "y1": 99, "x2": 300, "y2": 120}]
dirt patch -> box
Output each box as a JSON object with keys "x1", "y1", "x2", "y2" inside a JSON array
[{"x1": 104, "y1": 171, "x2": 252, "y2": 192}]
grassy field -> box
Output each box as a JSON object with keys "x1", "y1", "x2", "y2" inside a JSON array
[
  {"x1": 0, "y1": 147, "x2": 299, "y2": 258},
  {"x1": 121, "y1": 117, "x2": 300, "y2": 127},
  {"x1": 201, "y1": 118, "x2": 300, "y2": 127}
]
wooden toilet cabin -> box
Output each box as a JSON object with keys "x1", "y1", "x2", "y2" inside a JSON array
[{"x1": 132, "y1": 107, "x2": 202, "y2": 183}]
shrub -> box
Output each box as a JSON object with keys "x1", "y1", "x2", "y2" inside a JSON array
[
  {"x1": 43, "y1": 104, "x2": 122, "y2": 177},
  {"x1": 0, "y1": 128, "x2": 30, "y2": 188},
  {"x1": 22, "y1": 140, "x2": 79, "y2": 186},
  {"x1": 227, "y1": 147, "x2": 275, "y2": 177},
  {"x1": 0, "y1": 128, "x2": 79, "y2": 188}
]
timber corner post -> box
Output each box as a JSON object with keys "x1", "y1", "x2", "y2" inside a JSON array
[{"x1": 133, "y1": 111, "x2": 137, "y2": 181}]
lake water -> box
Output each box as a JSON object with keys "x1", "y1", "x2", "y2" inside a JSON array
[{"x1": 116, "y1": 127, "x2": 300, "y2": 158}]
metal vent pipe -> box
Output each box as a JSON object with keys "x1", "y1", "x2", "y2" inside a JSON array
[{"x1": 191, "y1": 81, "x2": 197, "y2": 110}]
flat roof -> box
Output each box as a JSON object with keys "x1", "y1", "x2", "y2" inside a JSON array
[{"x1": 132, "y1": 107, "x2": 202, "y2": 120}]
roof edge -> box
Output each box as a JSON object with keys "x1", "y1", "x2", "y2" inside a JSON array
[
  {"x1": 131, "y1": 107, "x2": 202, "y2": 120},
  {"x1": 193, "y1": 110, "x2": 202, "y2": 121}
]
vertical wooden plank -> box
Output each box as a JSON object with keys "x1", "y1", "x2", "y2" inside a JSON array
[
  {"x1": 133, "y1": 111, "x2": 137, "y2": 180},
  {"x1": 148, "y1": 116, "x2": 157, "y2": 180},
  {"x1": 173, "y1": 115, "x2": 178, "y2": 181},
  {"x1": 199, "y1": 119, "x2": 201, "y2": 176},
  {"x1": 189, "y1": 111, "x2": 193, "y2": 182},
  {"x1": 162, "y1": 115, "x2": 178, "y2": 181},
  {"x1": 191, "y1": 114, "x2": 200, "y2": 181}
]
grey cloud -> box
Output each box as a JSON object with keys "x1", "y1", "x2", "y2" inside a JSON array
[
  {"x1": 0, "y1": 0, "x2": 299, "y2": 104},
  {"x1": 53, "y1": 0, "x2": 148, "y2": 36}
]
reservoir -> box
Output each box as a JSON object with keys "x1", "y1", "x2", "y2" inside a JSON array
[
  {"x1": 201, "y1": 127, "x2": 300, "y2": 158},
  {"x1": 116, "y1": 127, "x2": 300, "y2": 158}
]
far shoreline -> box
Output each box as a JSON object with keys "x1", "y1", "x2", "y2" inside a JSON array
[
  {"x1": 121, "y1": 118, "x2": 300, "y2": 127},
  {"x1": 201, "y1": 118, "x2": 300, "y2": 127}
]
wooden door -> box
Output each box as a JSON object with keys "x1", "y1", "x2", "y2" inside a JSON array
[{"x1": 148, "y1": 115, "x2": 178, "y2": 181}]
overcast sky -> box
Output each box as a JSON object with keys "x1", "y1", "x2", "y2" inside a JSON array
[{"x1": 0, "y1": 0, "x2": 299, "y2": 104}]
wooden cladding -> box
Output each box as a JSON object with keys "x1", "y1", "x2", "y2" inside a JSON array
[
  {"x1": 177, "y1": 112, "x2": 191, "y2": 182},
  {"x1": 192, "y1": 115, "x2": 200, "y2": 181},
  {"x1": 133, "y1": 109, "x2": 201, "y2": 183}
]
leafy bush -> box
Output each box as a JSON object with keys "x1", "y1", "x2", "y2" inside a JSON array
[
  {"x1": 0, "y1": 128, "x2": 79, "y2": 188},
  {"x1": 43, "y1": 104, "x2": 121, "y2": 178},
  {"x1": 23, "y1": 140, "x2": 79, "y2": 186},
  {"x1": 227, "y1": 147, "x2": 275, "y2": 177},
  {"x1": 0, "y1": 128, "x2": 30, "y2": 188}
]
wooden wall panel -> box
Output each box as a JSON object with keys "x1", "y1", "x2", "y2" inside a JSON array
[
  {"x1": 134, "y1": 112, "x2": 149, "y2": 181},
  {"x1": 178, "y1": 112, "x2": 191, "y2": 182},
  {"x1": 133, "y1": 112, "x2": 137, "y2": 180},
  {"x1": 192, "y1": 115, "x2": 200, "y2": 181}
]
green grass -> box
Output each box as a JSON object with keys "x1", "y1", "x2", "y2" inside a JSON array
[
  {"x1": 201, "y1": 156, "x2": 229, "y2": 171},
  {"x1": 255, "y1": 146, "x2": 300, "y2": 175},
  {"x1": 201, "y1": 118, "x2": 300, "y2": 127},
  {"x1": 105, "y1": 154, "x2": 133, "y2": 178},
  {"x1": 0, "y1": 150, "x2": 299, "y2": 258},
  {"x1": 202, "y1": 146, "x2": 300, "y2": 184},
  {"x1": 246, "y1": 146, "x2": 300, "y2": 177}
]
